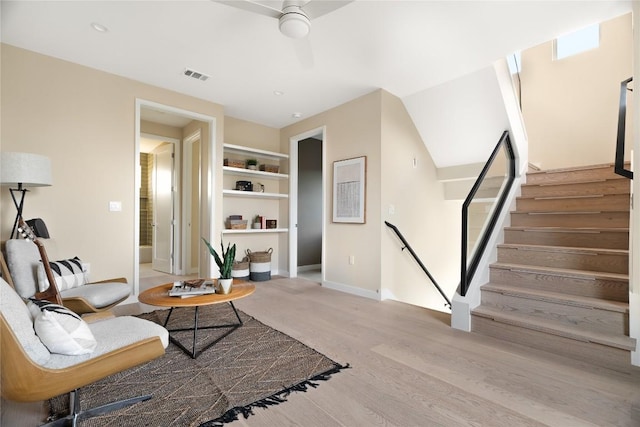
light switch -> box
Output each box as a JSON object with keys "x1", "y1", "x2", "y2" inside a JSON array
[{"x1": 109, "y1": 201, "x2": 122, "y2": 212}]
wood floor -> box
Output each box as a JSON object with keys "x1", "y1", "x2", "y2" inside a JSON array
[{"x1": 3, "y1": 276, "x2": 640, "y2": 426}]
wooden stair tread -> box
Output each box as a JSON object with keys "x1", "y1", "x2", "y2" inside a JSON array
[
  {"x1": 526, "y1": 163, "x2": 616, "y2": 175},
  {"x1": 522, "y1": 177, "x2": 623, "y2": 188},
  {"x1": 491, "y1": 262, "x2": 629, "y2": 281},
  {"x1": 472, "y1": 306, "x2": 636, "y2": 351},
  {"x1": 514, "y1": 209, "x2": 629, "y2": 214},
  {"x1": 498, "y1": 243, "x2": 628, "y2": 256},
  {"x1": 481, "y1": 283, "x2": 629, "y2": 313},
  {"x1": 517, "y1": 194, "x2": 624, "y2": 201},
  {"x1": 505, "y1": 226, "x2": 629, "y2": 234}
]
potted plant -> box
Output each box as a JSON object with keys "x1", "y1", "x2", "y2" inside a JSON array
[
  {"x1": 246, "y1": 159, "x2": 258, "y2": 170},
  {"x1": 202, "y1": 237, "x2": 236, "y2": 294},
  {"x1": 253, "y1": 214, "x2": 262, "y2": 229}
]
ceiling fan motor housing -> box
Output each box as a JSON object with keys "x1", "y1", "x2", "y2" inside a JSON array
[{"x1": 279, "y1": 2, "x2": 310, "y2": 38}]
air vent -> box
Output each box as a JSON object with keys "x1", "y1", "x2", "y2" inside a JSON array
[{"x1": 184, "y1": 68, "x2": 210, "y2": 82}]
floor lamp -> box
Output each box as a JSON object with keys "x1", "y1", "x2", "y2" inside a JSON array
[{"x1": 0, "y1": 152, "x2": 53, "y2": 239}]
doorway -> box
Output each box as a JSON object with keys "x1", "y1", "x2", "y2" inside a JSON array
[
  {"x1": 289, "y1": 126, "x2": 326, "y2": 281},
  {"x1": 135, "y1": 99, "x2": 217, "y2": 296},
  {"x1": 139, "y1": 135, "x2": 180, "y2": 275}
]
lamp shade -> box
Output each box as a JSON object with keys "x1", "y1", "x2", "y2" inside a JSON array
[{"x1": 0, "y1": 152, "x2": 53, "y2": 187}]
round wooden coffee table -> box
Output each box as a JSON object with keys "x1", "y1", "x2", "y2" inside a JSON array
[{"x1": 139, "y1": 280, "x2": 255, "y2": 359}]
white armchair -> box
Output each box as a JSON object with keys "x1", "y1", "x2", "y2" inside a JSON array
[{"x1": 4, "y1": 238, "x2": 131, "y2": 314}]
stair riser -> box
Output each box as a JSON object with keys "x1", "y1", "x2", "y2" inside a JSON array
[
  {"x1": 516, "y1": 194, "x2": 629, "y2": 213},
  {"x1": 510, "y1": 212, "x2": 629, "y2": 228},
  {"x1": 489, "y1": 266, "x2": 629, "y2": 302},
  {"x1": 497, "y1": 247, "x2": 628, "y2": 274},
  {"x1": 521, "y1": 179, "x2": 630, "y2": 198},
  {"x1": 526, "y1": 166, "x2": 622, "y2": 185},
  {"x1": 471, "y1": 315, "x2": 632, "y2": 373},
  {"x1": 504, "y1": 229, "x2": 629, "y2": 250},
  {"x1": 480, "y1": 290, "x2": 628, "y2": 335}
]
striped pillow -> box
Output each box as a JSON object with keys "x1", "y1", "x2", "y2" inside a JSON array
[{"x1": 37, "y1": 257, "x2": 87, "y2": 292}]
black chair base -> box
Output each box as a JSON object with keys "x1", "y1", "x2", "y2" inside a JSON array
[{"x1": 43, "y1": 388, "x2": 152, "y2": 427}]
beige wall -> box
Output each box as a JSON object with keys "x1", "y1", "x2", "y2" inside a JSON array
[
  {"x1": 0, "y1": 44, "x2": 224, "y2": 284},
  {"x1": 380, "y1": 91, "x2": 460, "y2": 311},
  {"x1": 522, "y1": 13, "x2": 632, "y2": 169},
  {"x1": 282, "y1": 91, "x2": 383, "y2": 295}
]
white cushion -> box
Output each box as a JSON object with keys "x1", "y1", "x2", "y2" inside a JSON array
[
  {"x1": 60, "y1": 281, "x2": 131, "y2": 308},
  {"x1": 0, "y1": 279, "x2": 50, "y2": 364},
  {"x1": 37, "y1": 256, "x2": 87, "y2": 292},
  {"x1": 29, "y1": 300, "x2": 97, "y2": 355},
  {"x1": 45, "y1": 316, "x2": 169, "y2": 369}
]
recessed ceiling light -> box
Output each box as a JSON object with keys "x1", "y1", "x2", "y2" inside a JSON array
[
  {"x1": 273, "y1": 91, "x2": 284, "y2": 96},
  {"x1": 292, "y1": 112, "x2": 302, "y2": 119},
  {"x1": 91, "y1": 22, "x2": 108, "y2": 33}
]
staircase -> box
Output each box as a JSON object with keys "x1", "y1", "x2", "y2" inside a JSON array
[{"x1": 471, "y1": 164, "x2": 636, "y2": 372}]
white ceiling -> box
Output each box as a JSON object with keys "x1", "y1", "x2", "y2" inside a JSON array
[{"x1": 1, "y1": 1, "x2": 632, "y2": 130}]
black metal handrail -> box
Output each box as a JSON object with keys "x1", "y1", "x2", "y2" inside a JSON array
[
  {"x1": 460, "y1": 131, "x2": 515, "y2": 296},
  {"x1": 614, "y1": 77, "x2": 633, "y2": 179},
  {"x1": 385, "y1": 221, "x2": 452, "y2": 310}
]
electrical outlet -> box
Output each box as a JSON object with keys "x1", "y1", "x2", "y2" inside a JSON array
[{"x1": 109, "y1": 201, "x2": 122, "y2": 212}]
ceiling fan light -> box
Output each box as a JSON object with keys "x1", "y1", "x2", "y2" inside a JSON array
[{"x1": 279, "y1": 11, "x2": 310, "y2": 38}]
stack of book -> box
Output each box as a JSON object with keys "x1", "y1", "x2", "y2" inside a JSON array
[{"x1": 169, "y1": 280, "x2": 216, "y2": 298}]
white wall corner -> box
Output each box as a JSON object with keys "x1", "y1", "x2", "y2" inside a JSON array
[
  {"x1": 323, "y1": 280, "x2": 382, "y2": 301},
  {"x1": 451, "y1": 295, "x2": 471, "y2": 331},
  {"x1": 380, "y1": 287, "x2": 396, "y2": 301},
  {"x1": 630, "y1": 292, "x2": 640, "y2": 367}
]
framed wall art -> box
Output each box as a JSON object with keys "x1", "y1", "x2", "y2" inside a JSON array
[{"x1": 332, "y1": 156, "x2": 366, "y2": 223}]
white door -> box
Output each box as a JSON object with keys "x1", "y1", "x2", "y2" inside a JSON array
[{"x1": 152, "y1": 143, "x2": 174, "y2": 273}]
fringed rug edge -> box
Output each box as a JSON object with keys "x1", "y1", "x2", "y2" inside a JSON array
[{"x1": 199, "y1": 362, "x2": 351, "y2": 427}]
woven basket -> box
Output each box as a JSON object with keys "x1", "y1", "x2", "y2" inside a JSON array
[
  {"x1": 246, "y1": 248, "x2": 273, "y2": 263},
  {"x1": 233, "y1": 257, "x2": 249, "y2": 270}
]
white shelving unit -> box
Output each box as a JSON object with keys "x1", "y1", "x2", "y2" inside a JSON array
[{"x1": 222, "y1": 143, "x2": 289, "y2": 235}]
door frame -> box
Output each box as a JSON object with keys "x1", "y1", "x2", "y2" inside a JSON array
[
  {"x1": 135, "y1": 99, "x2": 217, "y2": 297},
  {"x1": 288, "y1": 126, "x2": 326, "y2": 279},
  {"x1": 183, "y1": 129, "x2": 202, "y2": 275}
]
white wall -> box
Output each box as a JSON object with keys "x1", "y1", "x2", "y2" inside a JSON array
[{"x1": 404, "y1": 66, "x2": 513, "y2": 168}]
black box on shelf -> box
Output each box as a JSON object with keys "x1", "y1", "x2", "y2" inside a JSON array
[{"x1": 235, "y1": 180, "x2": 253, "y2": 191}]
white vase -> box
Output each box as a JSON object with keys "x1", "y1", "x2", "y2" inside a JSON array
[{"x1": 218, "y1": 278, "x2": 233, "y2": 294}]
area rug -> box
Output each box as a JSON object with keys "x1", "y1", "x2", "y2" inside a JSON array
[{"x1": 48, "y1": 305, "x2": 348, "y2": 426}]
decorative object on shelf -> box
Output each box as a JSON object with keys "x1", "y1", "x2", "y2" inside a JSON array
[
  {"x1": 259, "y1": 164, "x2": 280, "y2": 173},
  {"x1": 252, "y1": 182, "x2": 265, "y2": 192},
  {"x1": 332, "y1": 156, "x2": 367, "y2": 224},
  {"x1": 224, "y1": 158, "x2": 246, "y2": 169},
  {"x1": 246, "y1": 248, "x2": 273, "y2": 282},
  {"x1": 202, "y1": 237, "x2": 236, "y2": 294},
  {"x1": 226, "y1": 216, "x2": 248, "y2": 229},
  {"x1": 235, "y1": 180, "x2": 253, "y2": 191},
  {"x1": 232, "y1": 257, "x2": 250, "y2": 281},
  {"x1": 253, "y1": 215, "x2": 262, "y2": 229},
  {"x1": 266, "y1": 219, "x2": 278, "y2": 229},
  {"x1": 0, "y1": 152, "x2": 53, "y2": 238},
  {"x1": 246, "y1": 159, "x2": 258, "y2": 170}
]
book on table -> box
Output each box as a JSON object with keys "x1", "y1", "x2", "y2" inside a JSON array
[{"x1": 169, "y1": 279, "x2": 216, "y2": 297}]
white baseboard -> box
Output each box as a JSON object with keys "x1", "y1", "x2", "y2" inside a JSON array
[{"x1": 322, "y1": 280, "x2": 380, "y2": 301}]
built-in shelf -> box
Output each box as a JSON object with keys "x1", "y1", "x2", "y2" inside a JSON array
[
  {"x1": 223, "y1": 189, "x2": 288, "y2": 199},
  {"x1": 223, "y1": 143, "x2": 289, "y2": 161},
  {"x1": 222, "y1": 228, "x2": 288, "y2": 235},
  {"x1": 223, "y1": 166, "x2": 288, "y2": 180}
]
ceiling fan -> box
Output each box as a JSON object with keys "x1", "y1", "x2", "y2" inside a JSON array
[{"x1": 214, "y1": 0, "x2": 354, "y2": 39}]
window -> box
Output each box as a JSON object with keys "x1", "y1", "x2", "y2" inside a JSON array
[
  {"x1": 555, "y1": 24, "x2": 600, "y2": 60},
  {"x1": 507, "y1": 51, "x2": 522, "y2": 74}
]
